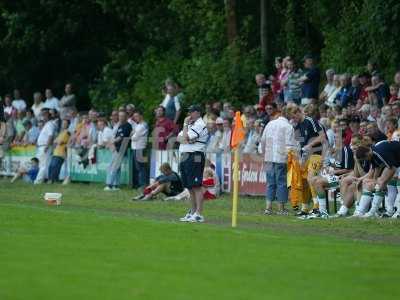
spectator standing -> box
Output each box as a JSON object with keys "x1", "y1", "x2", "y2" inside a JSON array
[
  {"x1": 335, "y1": 73, "x2": 352, "y2": 107},
  {"x1": 219, "y1": 118, "x2": 232, "y2": 152},
  {"x1": 0, "y1": 108, "x2": 6, "y2": 160},
  {"x1": 104, "y1": 110, "x2": 132, "y2": 191},
  {"x1": 177, "y1": 105, "x2": 209, "y2": 223},
  {"x1": 3, "y1": 95, "x2": 14, "y2": 118},
  {"x1": 48, "y1": 119, "x2": 70, "y2": 183},
  {"x1": 43, "y1": 89, "x2": 60, "y2": 111},
  {"x1": 255, "y1": 73, "x2": 272, "y2": 111},
  {"x1": 34, "y1": 109, "x2": 55, "y2": 184},
  {"x1": 131, "y1": 111, "x2": 149, "y2": 188},
  {"x1": 12, "y1": 89, "x2": 27, "y2": 112},
  {"x1": 110, "y1": 110, "x2": 119, "y2": 135},
  {"x1": 31, "y1": 92, "x2": 44, "y2": 119},
  {"x1": 59, "y1": 83, "x2": 76, "y2": 120},
  {"x1": 299, "y1": 54, "x2": 320, "y2": 105},
  {"x1": 153, "y1": 106, "x2": 177, "y2": 150},
  {"x1": 206, "y1": 119, "x2": 222, "y2": 153},
  {"x1": 161, "y1": 84, "x2": 181, "y2": 123},
  {"x1": 97, "y1": 118, "x2": 114, "y2": 148},
  {"x1": 283, "y1": 59, "x2": 303, "y2": 105},
  {"x1": 22, "y1": 120, "x2": 40, "y2": 145},
  {"x1": 260, "y1": 110, "x2": 296, "y2": 215}
]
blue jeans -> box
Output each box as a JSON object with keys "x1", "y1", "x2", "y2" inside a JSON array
[
  {"x1": 132, "y1": 149, "x2": 148, "y2": 188},
  {"x1": 48, "y1": 156, "x2": 64, "y2": 182},
  {"x1": 106, "y1": 152, "x2": 121, "y2": 187},
  {"x1": 265, "y1": 162, "x2": 288, "y2": 203}
]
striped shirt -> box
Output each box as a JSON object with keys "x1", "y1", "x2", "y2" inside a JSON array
[{"x1": 178, "y1": 118, "x2": 208, "y2": 153}]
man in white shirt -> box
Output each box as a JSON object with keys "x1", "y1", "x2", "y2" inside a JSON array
[
  {"x1": 131, "y1": 111, "x2": 149, "y2": 188},
  {"x1": 34, "y1": 109, "x2": 55, "y2": 184},
  {"x1": 260, "y1": 109, "x2": 297, "y2": 215},
  {"x1": 43, "y1": 89, "x2": 60, "y2": 111},
  {"x1": 177, "y1": 105, "x2": 208, "y2": 223},
  {"x1": 12, "y1": 89, "x2": 27, "y2": 112},
  {"x1": 31, "y1": 92, "x2": 44, "y2": 119}
]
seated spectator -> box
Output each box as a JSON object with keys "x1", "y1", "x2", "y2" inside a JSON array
[
  {"x1": 219, "y1": 117, "x2": 232, "y2": 152},
  {"x1": 202, "y1": 160, "x2": 220, "y2": 200},
  {"x1": 319, "y1": 69, "x2": 336, "y2": 102},
  {"x1": 132, "y1": 162, "x2": 183, "y2": 201},
  {"x1": 3, "y1": 94, "x2": 15, "y2": 118},
  {"x1": 349, "y1": 75, "x2": 361, "y2": 103},
  {"x1": 10, "y1": 157, "x2": 39, "y2": 183},
  {"x1": 12, "y1": 110, "x2": 27, "y2": 144},
  {"x1": 153, "y1": 106, "x2": 177, "y2": 150},
  {"x1": 22, "y1": 120, "x2": 40, "y2": 145},
  {"x1": 206, "y1": 119, "x2": 222, "y2": 153},
  {"x1": 48, "y1": 119, "x2": 70, "y2": 183},
  {"x1": 385, "y1": 117, "x2": 398, "y2": 140},
  {"x1": 367, "y1": 122, "x2": 387, "y2": 142},
  {"x1": 126, "y1": 104, "x2": 136, "y2": 125},
  {"x1": 378, "y1": 105, "x2": 393, "y2": 133},
  {"x1": 335, "y1": 73, "x2": 352, "y2": 107},
  {"x1": 31, "y1": 92, "x2": 44, "y2": 119},
  {"x1": 97, "y1": 117, "x2": 114, "y2": 148},
  {"x1": 43, "y1": 89, "x2": 59, "y2": 111},
  {"x1": 241, "y1": 105, "x2": 256, "y2": 128},
  {"x1": 326, "y1": 74, "x2": 341, "y2": 106},
  {"x1": 388, "y1": 84, "x2": 399, "y2": 104},
  {"x1": 365, "y1": 74, "x2": 389, "y2": 107},
  {"x1": 12, "y1": 89, "x2": 27, "y2": 112},
  {"x1": 358, "y1": 72, "x2": 371, "y2": 103},
  {"x1": 202, "y1": 102, "x2": 217, "y2": 124},
  {"x1": 0, "y1": 109, "x2": 6, "y2": 159}
]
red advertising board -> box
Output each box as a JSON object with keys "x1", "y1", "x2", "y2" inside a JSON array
[{"x1": 237, "y1": 154, "x2": 266, "y2": 196}]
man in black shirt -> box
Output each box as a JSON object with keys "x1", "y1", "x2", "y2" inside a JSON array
[
  {"x1": 353, "y1": 140, "x2": 400, "y2": 218},
  {"x1": 132, "y1": 163, "x2": 183, "y2": 201},
  {"x1": 288, "y1": 105, "x2": 326, "y2": 216},
  {"x1": 104, "y1": 110, "x2": 132, "y2": 191}
]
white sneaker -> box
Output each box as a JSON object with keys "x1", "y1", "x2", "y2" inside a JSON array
[
  {"x1": 104, "y1": 186, "x2": 112, "y2": 191},
  {"x1": 349, "y1": 210, "x2": 364, "y2": 218},
  {"x1": 189, "y1": 212, "x2": 204, "y2": 223},
  {"x1": 362, "y1": 211, "x2": 379, "y2": 218},
  {"x1": 179, "y1": 211, "x2": 193, "y2": 222},
  {"x1": 392, "y1": 211, "x2": 400, "y2": 219}
]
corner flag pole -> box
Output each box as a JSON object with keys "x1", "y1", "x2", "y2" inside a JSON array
[
  {"x1": 232, "y1": 146, "x2": 239, "y2": 227},
  {"x1": 231, "y1": 111, "x2": 245, "y2": 228}
]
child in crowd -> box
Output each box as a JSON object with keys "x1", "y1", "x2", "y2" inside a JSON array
[{"x1": 10, "y1": 157, "x2": 39, "y2": 183}]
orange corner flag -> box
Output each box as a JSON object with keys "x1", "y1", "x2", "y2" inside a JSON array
[{"x1": 230, "y1": 111, "x2": 245, "y2": 149}]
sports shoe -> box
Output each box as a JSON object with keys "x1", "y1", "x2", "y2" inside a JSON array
[
  {"x1": 164, "y1": 196, "x2": 178, "y2": 201},
  {"x1": 276, "y1": 209, "x2": 289, "y2": 216},
  {"x1": 391, "y1": 211, "x2": 400, "y2": 219},
  {"x1": 189, "y1": 213, "x2": 205, "y2": 223},
  {"x1": 361, "y1": 211, "x2": 379, "y2": 218},
  {"x1": 332, "y1": 212, "x2": 346, "y2": 218},
  {"x1": 179, "y1": 210, "x2": 193, "y2": 222},
  {"x1": 295, "y1": 210, "x2": 308, "y2": 217},
  {"x1": 104, "y1": 186, "x2": 112, "y2": 191},
  {"x1": 349, "y1": 210, "x2": 364, "y2": 218},
  {"x1": 264, "y1": 208, "x2": 273, "y2": 215},
  {"x1": 319, "y1": 211, "x2": 329, "y2": 219},
  {"x1": 381, "y1": 211, "x2": 394, "y2": 218},
  {"x1": 132, "y1": 194, "x2": 145, "y2": 201}
]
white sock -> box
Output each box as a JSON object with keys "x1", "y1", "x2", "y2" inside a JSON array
[
  {"x1": 395, "y1": 184, "x2": 400, "y2": 210},
  {"x1": 385, "y1": 183, "x2": 397, "y2": 213},
  {"x1": 317, "y1": 195, "x2": 327, "y2": 214},
  {"x1": 369, "y1": 191, "x2": 384, "y2": 214},
  {"x1": 354, "y1": 190, "x2": 373, "y2": 215},
  {"x1": 337, "y1": 205, "x2": 349, "y2": 216}
]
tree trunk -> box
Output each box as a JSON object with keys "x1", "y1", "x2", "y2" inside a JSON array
[
  {"x1": 225, "y1": 0, "x2": 237, "y2": 44},
  {"x1": 260, "y1": 0, "x2": 268, "y2": 70}
]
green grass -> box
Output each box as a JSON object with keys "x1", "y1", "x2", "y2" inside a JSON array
[{"x1": 0, "y1": 179, "x2": 399, "y2": 300}]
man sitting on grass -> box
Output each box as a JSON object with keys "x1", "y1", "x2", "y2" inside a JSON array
[
  {"x1": 11, "y1": 157, "x2": 39, "y2": 183},
  {"x1": 132, "y1": 163, "x2": 183, "y2": 201}
]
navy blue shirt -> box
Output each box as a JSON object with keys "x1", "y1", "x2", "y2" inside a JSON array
[
  {"x1": 156, "y1": 171, "x2": 183, "y2": 194},
  {"x1": 302, "y1": 67, "x2": 320, "y2": 99},
  {"x1": 371, "y1": 140, "x2": 400, "y2": 168},
  {"x1": 337, "y1": 145, "x2": 354, "y2": 170},
  {"x1": 335, "y1": 84, "x2": 352, "y2": 107},
  {"x1": 114, "y1": 122, "x2": 132, "y2": 152},
  {"x1": 295, "y1": 116, "x2": 323, "y2": 154},
  {"x1": 375, "y1": 84, "x2": 389, "y2": 108}
]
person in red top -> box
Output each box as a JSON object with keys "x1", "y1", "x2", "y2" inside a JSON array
[
  {"x1": 153, "y1": 106, "x2": 178, "y2": 150},
  {"x1": 270, "y1": 57, "x2": 283, "y2": 98},
  {"x1": 358, "y1": 72, "x2": 371, "y2": 103}
]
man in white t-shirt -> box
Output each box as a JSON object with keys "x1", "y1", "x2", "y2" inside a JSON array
[
  {"x1": 43, "y1": 89, "x2": 60, "y2": 111},
  {"x1": 177, "y1": 105, "x2": 209, "y2": 223},
  {"x1": 97, "y1": 118, "x2": 114, "y2": 148},
  {"x1": 12, "y1": 89, "x2": 27, "y2": 112},
  {"x1": 34, "y1": 109, "x2": 55, "y2": 184},
  {"x1": 131, "y1": 111, "x2": 149, "y2": 188},
  {"x1": 31, "y1": 92, "x2": 44, "y2": 119}
]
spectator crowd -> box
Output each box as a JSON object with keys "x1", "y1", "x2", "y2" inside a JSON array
[{"x1": 2, "y1": 54, "x2": 400, "y2": 221}]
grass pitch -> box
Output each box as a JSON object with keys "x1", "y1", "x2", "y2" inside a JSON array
[{"x1": 0, "y1": 179, "x2": 399, "y2": 300}]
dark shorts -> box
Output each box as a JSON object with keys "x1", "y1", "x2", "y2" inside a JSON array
[{"x1": 179, "y1": 152, "x2": 205, "y2": 189}]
